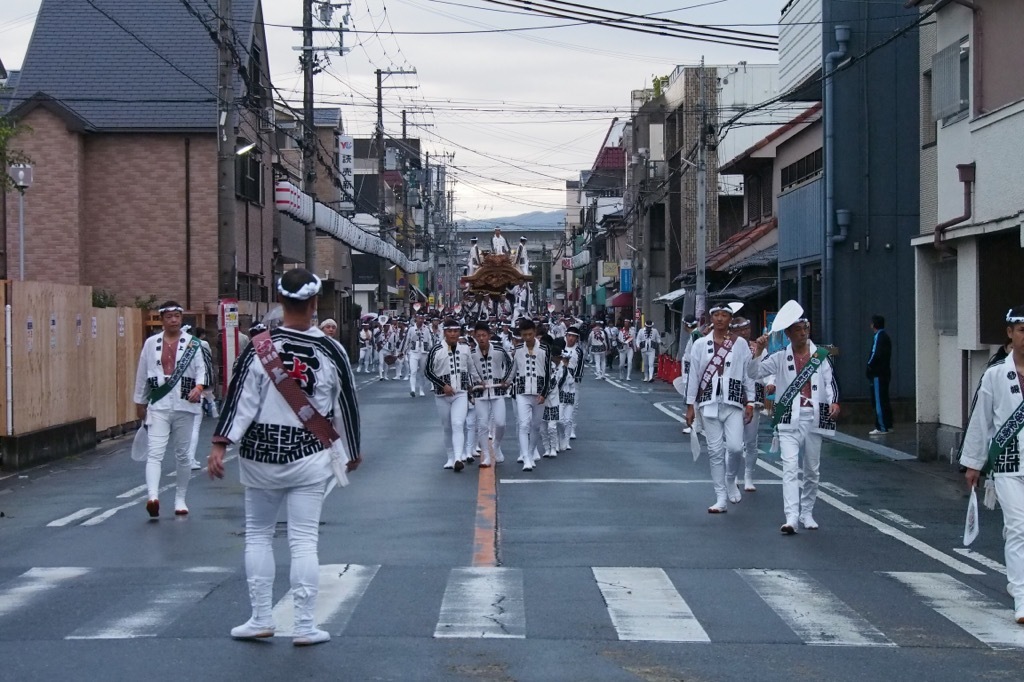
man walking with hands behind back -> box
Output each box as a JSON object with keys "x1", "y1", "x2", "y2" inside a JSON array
[{"x1": 867, "y1": 314, "x2": 893, "y2": 435}]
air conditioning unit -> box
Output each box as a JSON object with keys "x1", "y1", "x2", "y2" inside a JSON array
[{"x1": 259, "y1": 107, "x2": 275, "y2": 132}]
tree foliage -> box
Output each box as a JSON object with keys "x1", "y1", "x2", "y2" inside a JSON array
[{"x1": 0, "y1": 117, "x2": 31, "y2": 192}]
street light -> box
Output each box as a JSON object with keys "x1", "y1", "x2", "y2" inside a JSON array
[{"x1": 8, "y1": 164, "x2": 33, "y2": 281}]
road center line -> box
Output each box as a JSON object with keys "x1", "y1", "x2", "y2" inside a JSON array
[
  {"x1": 871, "y1": 508, "x2": 925, "y2": 529},
  {"x1": 473, "y1": 458, "x2": 498, "y2": 567},
  {"x1": 952, "y1": 548, "x2": 1007, "y2": 575}
]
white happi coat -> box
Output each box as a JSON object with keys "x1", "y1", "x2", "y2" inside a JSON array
[
  {"x1": 635, "y1": 326, "x2": 661, "y2": 352},
  {"x1": 492, "y1": 234, "x2": 510, "y2": 254},
  {"x1": 424, "y1": 341, "x2": 472, "y2": 396},
  {"x1": 748, "y1": 341, "x2": 839, "y2": 436},
  {"x1": 511, "y1": 342, "x2": 553, "y2": 397},
  {"x1": 133, "y1": 331, "x2": 209, "y2": 414},
  {"x1": 686, "y1": 333, "x2": 756, "y2": 411},
  {"x1": 564, "y1": 343, "x2": 585, "y2": 383},
  {"x1": 960, "y1": 355, "x2": 1024, "y2": 476},
  {"x1": 469, "y1": 343, "x2": 514, "y2": 400},
  {"x1": 403, "y1": 323, "x2": 434, "y2": 354}
]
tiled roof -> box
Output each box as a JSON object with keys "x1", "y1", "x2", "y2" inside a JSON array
[
  {"x1": 592, "y1": 146, "x2": 625, "y2": 171},
  {"x1": 680, "y1": 218, "x2": 778, "y2": 276},
  {"x1": 728, "y1": 243, "x2": 778, "y2": 270},
  {"x1": 8, "y1": 0, "x2": 259, "y2": 131}
]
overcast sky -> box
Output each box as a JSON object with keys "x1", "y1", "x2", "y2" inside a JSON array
[{"x1": 0, "y1": 1, "x2": 781, "y2": 221}]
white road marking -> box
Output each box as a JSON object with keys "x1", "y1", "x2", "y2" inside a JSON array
[
  {"x1": 952, "y1": 549, "x2": 1008, "y2": 575},
  {"x1": 738, "y1": 569, "x2": 894, "y2": 647},
  {"x1": 650, "y1": 400, "x2": 983, "y2": 576},
  {"x1": 0, "y1": 567, "x2": 90, "y2": 619},
  {"x1": 820, "y1": 482, "x2": 858, "y2": 498},
  {"x1": 500, "y1": 478, "x2": 782, "y2": 485},
  {"x1": 606, "y1": 378, "x2": 651, "y2": 395},
  {"x1": 885, "y1": 571, "x2": 1024, "y2": 649},
  {"x1": 434, "y1": 567, "x2": 526, "y2": 639},
  {"x1": 83, "y1": 453, "x2": 237, "y2": 527},
  {"x1": 593, "y1": 567, "x2": 710, "y2": 643},
  {"x1": 66, "y1": 572, "x2": 226, "y2": 640},
  {"x1": 871, "y1": 509, "x2": 925, "y2": 530},
  {"x1": 273, "y1": 564, "x2": 380, "y2": 637},
  {"x1": 116, "y1": 485, "x2": 147, "y2": 499},
  {"x1": 756, "y1": 459, "x2": 983, "y2": 576},
  {"x1": 47, "y1": 507, "x2": 101, "y2": 527}
]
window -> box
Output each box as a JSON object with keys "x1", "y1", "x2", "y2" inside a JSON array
[
  {"x1": 933, "y1": 38, "x2": 969, "y2": 124},
  {"x1": 236, "y1": 140, "x2": 264, "y2": 205},
  {"x1": 246, "y1": 44, "x2": 266, "y2": 110},
  {"x1": 933, "y1": 258, "x2": 957, "y2": 335},
  {"x1": 921, "y1": 70, "x2": 937, "y2": 147},
  {"x1": 745, "y1": 173, "x2": 760, "y2": 223},
  {"x1": 760, "y1": 167, "x2": 773, "y2": 218},
  {"x1": 780, "y1": 148, "x2": 823, "y2": 191}
]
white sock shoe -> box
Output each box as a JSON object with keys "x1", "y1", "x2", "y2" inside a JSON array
[
  {"x1": 231, "y1": 618, "x2": 275, "y2": 639},
  {"x1": 293, "y1": 628, "x2": 330, "y2": 646}
]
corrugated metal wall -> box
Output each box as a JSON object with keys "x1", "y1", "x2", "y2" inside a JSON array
[{"x1": 777, "y1": 178, "x2": 822, "y2": 264}]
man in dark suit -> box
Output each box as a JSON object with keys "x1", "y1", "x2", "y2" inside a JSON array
[{"x1": 866, "y1": 314, "x2": 893, "y2": 435}]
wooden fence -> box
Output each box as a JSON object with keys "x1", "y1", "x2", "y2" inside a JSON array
[{"x1": 0, "y1": 281, "x2": 142, "y2": 436}]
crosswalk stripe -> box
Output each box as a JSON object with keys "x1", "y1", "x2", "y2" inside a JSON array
[
  {"x1": 434, "y1": 567, "x2": 526, "y2": 639},
  {"x1": 592, "y1": 567, "x2": 710, "y2": 643},
  {"x1": 272, "y1": 564, "x2": 379, "y2": 638},
  {"x1": 884, "y1": 571, "x2": 1024, "y2": 649},
  {"x1": 47, "y1": 508, "x2": 101, "y2": 527},
  {"x1": 0, "y1": 567, "x2": 90, "y2": 619},
  {"x1": 66, "y1": 573, "x2": 224, "y2": 638},
  {"x1": 738, "y1": 569, "x2": 894, "y2": 647},
  {"x1": 952, "y1": 549, "x2": 1007, "y2": 575}
]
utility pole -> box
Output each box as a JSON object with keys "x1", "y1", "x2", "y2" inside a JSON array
[
  {"x1": 217, "y1": 0, "x2": 237, "y2": 299},
  {"x1": 695, "y1": 58, "x2": 707, "y2": 321},
  {"x1": 302, "y1": 0, "x2": 317, "y2": 274}
]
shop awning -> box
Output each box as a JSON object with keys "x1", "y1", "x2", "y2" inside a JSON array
[
  {"x1": 653, "y1": 288, "x2": 688, "y2": 304},
  {"x1": 607, "y1": 292, "x2": 633, "y2": 308},
  {"x1": 408, "y1": 283, "x2": 427, "y2": 302}
]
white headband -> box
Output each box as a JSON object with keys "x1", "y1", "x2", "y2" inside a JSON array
[
  {"x1": 278, "y1": 274, "x2": 322, "y2": 300},
  {"x1": 158, "y1": 305, "x2": 183, "y2": 314},
  {"x1": 730, "y1": 319, "x2": 751, "y2": 329},
  {"x1": 708, "y1": 305, "x2": 732, "y2": 315},
  {"x1": 1007, "y1": 309, "x2": 1024, "y2": 323}
]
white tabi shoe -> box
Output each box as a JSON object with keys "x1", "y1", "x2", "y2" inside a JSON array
[
  {"x1": 780, "y1": 517, "x2": 798, "y2": 535},
  {"x1": 418, "y1": 390, "x2": 425, "y2": 397},
  {"x1": 744, "y1": 473, "x2": 757, "y2": 492},
  {"x1": 727, "y1": 481, "x2": 742, "y2": 504},
  {"x1": 293, "y1": 628, "x2": 331, "y2": 647},
  {"x1": 190, "y1": 459, "x2": 202, "y2": 471},
  {"x1": 443, "y1": 459, "x2": 456, "y2": 470},
  {"x1": 708, "y1": 501, "x2": 728, "y2": 514},
  {"x1": 231, "y1": 618, "x2": 275, "y2": 640},
  {"x1": 799, "y1": 515, "x2": 819, "y2": 530},
  {"x1": 495, "y1": 449, "x2": 505, "y2": 463},
  {"x1": 522, "y1": 463, "x2": 534, "y2": 472},
  {"x1": 570, "y1": 431, "x2": 577, "y2": 440},
  {"x1": 682, "y1": 426, "x2": 692, "y2": 435},
  {"x1": 1015, "y1": 606, "x2": 1024, "y2": 624}
]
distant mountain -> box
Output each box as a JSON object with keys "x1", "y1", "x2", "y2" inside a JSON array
[{"x1": 461, "y1": 210, "x2": 564, "y2": 232}]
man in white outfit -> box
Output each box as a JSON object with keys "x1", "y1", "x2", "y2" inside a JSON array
[
  {"x1": 961, "y1": 304, "x2": 1024, "y2": 624},
  {"x1": 133, "y1": 302, "x2": 208, "y2": 517},
  {"x1": 511, "y1": 319, "x2": 552, "y2": 471},
  {"x1": 468, "y1": 237, "x2": 483, "y2": 276},
  {"x1": 588, "y1": 321, "x2": 609, "y2": 379},
  {"x1": 685, "y1": 303, "x2": 755, "y2": 513},
  {"x1": 403, "y1": 313, "x2": 432, "y2": 397},
  {"x1": 468, "y1": 321, "x2": 514, "y2": 467},
  {"x1": 749, "y1": 302, "x2": 840, "y2": 534},
  {"x1": 678, "y1": 315, "x2": 702, "y2": 434},
  {"x1": 562, "y1": 326, "x2": 585, "y2": 441},
  {"x1": 730, "y1": 316, "x2": 766, "y2": 492},
  {"x1": 491, "y1": 227, "x2": 510, "y2": 255},
  {"x1": 617, "y1": 319, "x2": 636, "y2": 381},
  {"x1": 636, "y1": 320, "x2": 661, "y2": 382},
  {"x1": 357, "y1": 322, "x2": 374, "y2": 373},
  {"x1": 515, "y1": 236, "x2": 530, "y2": 276},
  {"x1": 425, "y1": 319, "x2": 472, "y2": 471},
  {"x1": 208, "y1": 268, "x2": 361, "y2": 647}
]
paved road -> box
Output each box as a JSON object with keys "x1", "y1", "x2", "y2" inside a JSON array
[{"x1": 1, "y1": 369, "x2": 1022, "y2": 681}]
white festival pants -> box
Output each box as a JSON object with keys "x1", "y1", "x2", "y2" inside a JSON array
[
  {"x1": 465, "y1": 401, "x2": 478, "y2": 458},
  {"x1": 618, "y1": 347, "x2": 634, "y2": 379},
  {"x1": 475, "y1": 398, "x2": 507, "y2": 464},
  {"x1": 559, "y1": 397, "x2": 575, "y2": 447},
  {"x1": 435, "y1": 393, "x2": 468, "y2": 465},
  {"x1": 641, "y1": 349, "x2": 657, "y2": 381},
  {"x1": 995, "y1": 475, "x2": 1024, "y2": 612},
  {"x1": 358, "y1": 347, "x2": 372, "y2": 373},
  {"x1": 778, "y1": 407, "x2": 822, "y2": 523},
  {"x1": 243, "y1": 480, "x2": 326, "y2": 634},
  {"x1": 408, "y1": 352, "x2": 427, "y2": 394},
  {"x1": 145, "y1": 409, "x2": 196, "y2": 501},
  {"x1": 727, "y1": 408, "x2": 761, "y2": 482},
  {"x1": 592, "y1": 351, "x2": 607, "y2": 378},
  {"x1": 701, "y1": 403, "x2": 745, "y2": 504},
  {"x1": 515, "y1": 394, "x2": 544, "y2": 467}
]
